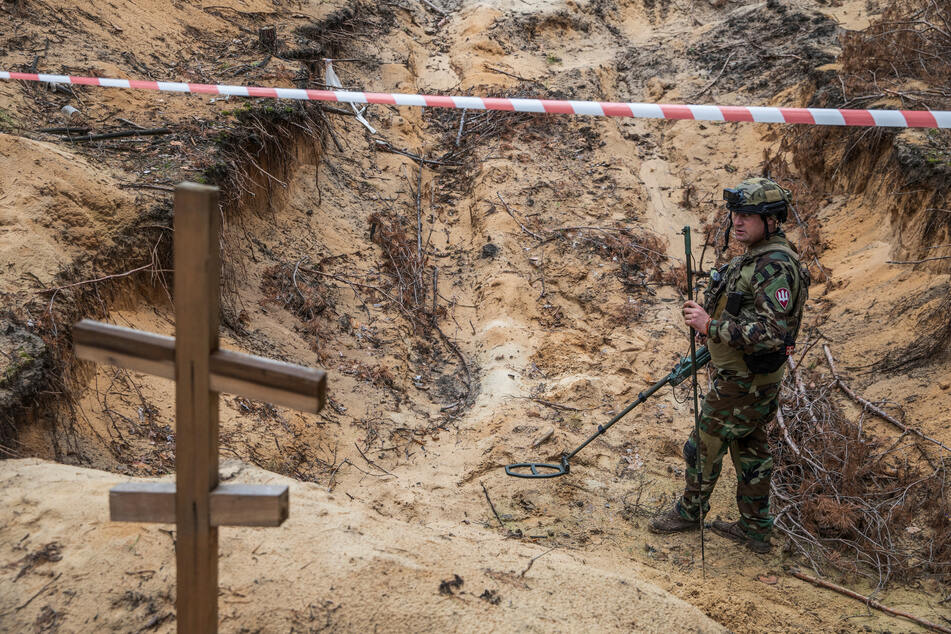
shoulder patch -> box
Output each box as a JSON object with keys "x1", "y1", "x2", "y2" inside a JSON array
[{"x1": 774, "y1": 287, "x2": 791, "y2": 309}]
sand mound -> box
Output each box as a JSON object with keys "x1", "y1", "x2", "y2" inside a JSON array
[{"x1": 0, "y1": 458, "x2": 722, "y2": 632}]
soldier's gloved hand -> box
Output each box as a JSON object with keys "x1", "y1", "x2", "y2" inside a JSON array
[{"x1": 682, "y1": 300, "x2": 711, "y2": 335}]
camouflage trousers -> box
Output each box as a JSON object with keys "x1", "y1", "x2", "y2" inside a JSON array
[{"x1": 675, "y1": 371, "x2": 780, "y2": 542}]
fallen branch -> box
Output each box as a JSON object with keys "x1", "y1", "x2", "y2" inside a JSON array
[
  {"x1": 497, "y1": 193, "x2": 545, "y2": 241},
  {"x1": 775, "y1": 407, "x2": 802, "y2": 457},
  {"x1": 418, "y1": 0, "x2": 448, "y2": 15},
  {"x1": 484, "y1": 64, "x2": 537, "y2": 83},
  {"x1": 789, "y1": 568, "x2": 951, "y2": 633},
  {"x1": 61, "y1": 127, "x2": 171, "y2": 142},
  {"x1": 691, "y1": 51, "x2": 735, "y2": 99},
  {"x1": 481, "y1": 480, "x2": 505, "y2": 528},
  {"x1": 118, "y1": 183, "x2": 174, "y2": 193},
  {"x1": 823, "y1": 345, "x2": 951, "y2": 453},
  {"x1": 886, "y1": 255, "x2": 951, "y2": 264}
]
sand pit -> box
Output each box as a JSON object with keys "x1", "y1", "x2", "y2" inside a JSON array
[{"x1": 1, "y1": 0, "x2": 949, "y2": 631}]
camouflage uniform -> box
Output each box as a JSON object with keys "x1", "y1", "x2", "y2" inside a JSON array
[{"x1": 675, "y1": 230, "x2": 808, "y2": 543}]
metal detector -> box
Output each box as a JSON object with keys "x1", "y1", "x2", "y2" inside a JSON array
[{"x1": 504, "y1": 346, "x2": 709, "y2": 478}]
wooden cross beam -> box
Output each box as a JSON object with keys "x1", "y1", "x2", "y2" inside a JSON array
[{"x1": 73, "y1": 183, "x2": 326, "y2": 633}]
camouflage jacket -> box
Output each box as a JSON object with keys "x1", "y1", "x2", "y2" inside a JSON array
[{"x1": 704, "y1": 233, "x2": 808, "y2": 378}]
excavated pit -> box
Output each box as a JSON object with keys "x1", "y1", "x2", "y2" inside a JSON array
[{"x1": 1, "y1": 0, "x2": 950, "y2": 631}]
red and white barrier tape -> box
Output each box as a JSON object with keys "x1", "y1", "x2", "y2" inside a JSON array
[{"x1": 2, "y1": 71, "x2": 950, "y2": 128}]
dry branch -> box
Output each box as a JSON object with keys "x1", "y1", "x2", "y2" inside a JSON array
[
  {"x1": 886, "y1": 255, "x2": 951, "y2": 264},
  {"x1": 61, "y1": 128, "x2": 171, "y2": 142},
  {"x1": 789, "y1": 569, "x2": 951, "y2": 633},
  {"x1": 775, "y1": 407, "x2": 802, "y2": 457},
  {"x1": 519, "y1": 547, "x2": 556, "y2": 578},
  {"x1": 823, "y1": 345, "x2": 951, "y2": 453},
  {"x1": 480, "y1": 481, "x2": 504, "y2": 528},
  {"x1": 497, "y1": 193, "x2": 544, "y2": 241}
]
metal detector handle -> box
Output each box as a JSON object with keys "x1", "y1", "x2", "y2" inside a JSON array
[{"x1": 563, "y1": 373, "x2": 671, "y2": 461}]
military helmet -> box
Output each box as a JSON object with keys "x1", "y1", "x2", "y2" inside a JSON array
[{"x1": 722, "y1": 177, "x2": 791, "y2": 223}]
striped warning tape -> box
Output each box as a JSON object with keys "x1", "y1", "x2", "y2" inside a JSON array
[{"x1": 2, "y1": 71, "x2": 950, "y2": 128}]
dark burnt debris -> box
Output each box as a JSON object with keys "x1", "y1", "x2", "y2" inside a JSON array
[
  {"x1": 285, "y1": 3, "x2": 393, "y2": 64},
  {"x1": 684, "y1": 4, "x2": 838, "y2": 97},
  {"x1": 0, "y1": 323, "x2": 48, "y2": 418},
  {"x1": 614, "y1": 3, "x2": 837, "y2": 99},
  {"x1": 438, "y1": 574, "x2": 464, "y2": 595}
]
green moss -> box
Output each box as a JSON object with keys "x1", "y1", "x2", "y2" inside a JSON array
[{"x1": 0, "y1": 107, "x2": 18, "y2": 131}]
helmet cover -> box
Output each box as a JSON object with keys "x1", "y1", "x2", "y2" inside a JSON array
[{"x1": 723, "y1": 177, "x2": 791, "y2": 222}]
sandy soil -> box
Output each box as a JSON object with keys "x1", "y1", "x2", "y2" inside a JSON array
[{"x1": 1, "y1": 0, "x2": 949, "y2": 632}]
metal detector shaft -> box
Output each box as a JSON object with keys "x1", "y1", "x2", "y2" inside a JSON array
[
  {"x1": 505, "y1": 346, "x2": 709, "y2": 478},
  {"x1": 566, "y1": 366, "x2": 685, "y2": 461}
]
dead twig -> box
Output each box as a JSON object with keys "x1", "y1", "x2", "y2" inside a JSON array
[
  {"x1": 353, "y1": 442, "x2": 395, "y2": 477},
  {"x1": 315, "y1": 106, "x2": 344, "y2": 152},
  {"x1": 823, "y1": 345, "x2": 951, "y2": 453},
  {"x1": 35, "y1": 262, "x2": 159, "y2": 294},
  {"x1": 775, "y1": 407, "x2": 802, "y2": 457},
  {"x1": 789, "y1": 569, "x2": 951, "y2": 633},
  {"x1": 455, "y1": 108, "x2": 467, "y2": 147},
  {"x1": 61, "y1": 127, "x2": 171, "y2": 142},
  {"x1": 886, "y1": 255, "x2": 951, "y2": 264},
  {"x1": 116, "y1": 117, "x2": 146, "y2": 129},
  {"x1": 118, "y1": 183, "x2": 175, "y2": 193},
  {"x1": 691, "y1": 51, "x2": 735, "y2": 99},
  {"x1": 418, "y1": 0, "x2": 449, "y2": 15},
  {"x1": 9, "y1": 573, "x2": 62, "y2": 614},
  {"x1": 787, "y1": 357, "x2": 823, "y2": 431},
  {"x1": 520, "y1": 547, "x2": 557, "y2": 578},
  {"x1": 374, "y1": 139, "x2": 460, "y2": 167},
  {"x1": 530, "y1": 398, "x2": 584, "y2": 412},
  {"x1": 483, "y1": 64, "x2": 538, "y2": 83},
  {"x1": 480, "y1": 480, "x2": 505, "y2": 528},
  {"x1": 292, "y1": 256, "x2": 309, "y2": 302},
  {"x1": 497, "y1": 193, "x2": 544, "y2": 241}
]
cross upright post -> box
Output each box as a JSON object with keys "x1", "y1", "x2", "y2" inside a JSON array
[
  {"x1": 174, "y1": 182, "x2": 222, "y2": 632},
  {"x1": 72, "y1": 182, "x2": 326, "y2": 633}
]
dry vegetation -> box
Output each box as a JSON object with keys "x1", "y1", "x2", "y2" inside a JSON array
[{"x1": 771, "y1": 347, "x2": 950, "y2": 588}]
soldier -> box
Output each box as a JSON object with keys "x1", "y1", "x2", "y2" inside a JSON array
[{"x1": 649, "y1": 177, "x2": 809, "y2": 553}]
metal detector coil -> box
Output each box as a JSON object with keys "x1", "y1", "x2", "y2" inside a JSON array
[{"x1": 504, "y1": 454, "x2": 570, "y2": 479}]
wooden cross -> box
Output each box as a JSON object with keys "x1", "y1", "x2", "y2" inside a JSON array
[{"x1": 72, "y1": 183, "x2": 326, "y2": 633}]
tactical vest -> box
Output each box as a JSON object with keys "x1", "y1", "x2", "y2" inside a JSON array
[{"x1": 704, "y1": 235, "x2": 808, "y2": 385}]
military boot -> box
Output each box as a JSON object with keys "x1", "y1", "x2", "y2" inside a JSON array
[
  {"x1": 711, "y1": 519, "x2": 771, "y2": 554},
  {"x1": 648, "y1": 505, "x2": 700, "y2": 534}
]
